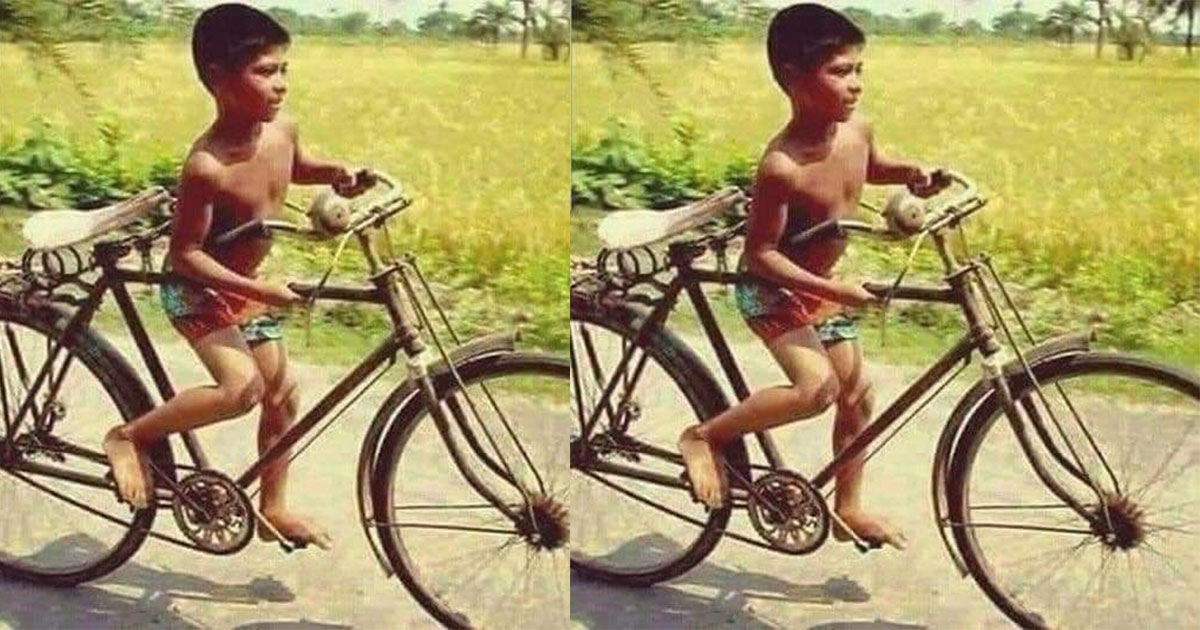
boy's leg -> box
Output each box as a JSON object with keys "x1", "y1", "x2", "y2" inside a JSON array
[
  {"x1": 679, "y1": 326, "x2": 840, "y2": 508},
  {"x1": 249, "y1": 338, "x2": 332, "y2": 550},
  {"x1": 104, "y1": 326, "x2": 265, "y2": 508},
  {"x1": 825, "y1": 338, "x2": 906, "y2": 549}
]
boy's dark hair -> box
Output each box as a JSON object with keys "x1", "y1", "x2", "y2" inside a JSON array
[
  {"x1": 767, "y1": 3, "x2": 865, "y2": 91},
  {"x1": 192, "y1": 3, "x2": 290, "y2": 93}
]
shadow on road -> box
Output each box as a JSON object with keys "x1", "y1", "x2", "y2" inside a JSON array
[
  {"x1": 571, "y1": 534, "x2": 878, "y2": 629},
  {"x1": 0, "y1": 534, "x2": 297, "y2": 629}
]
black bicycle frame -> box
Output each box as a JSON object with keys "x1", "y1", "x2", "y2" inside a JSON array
[
  {"x1": 1, "y1": 237, "x2": 525, "y2": 522},
  {"x1": 578, "y1": 235, "x2": 1098, "y2": 520}
]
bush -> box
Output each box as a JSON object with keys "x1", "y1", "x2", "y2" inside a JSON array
[{"x1": 0, "y1": 117, "x2": 177, "y2": 209}]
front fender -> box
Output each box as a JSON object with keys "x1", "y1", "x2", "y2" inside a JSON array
[
  {"x1": 354, "y1": 331, "x2": 517, "y2": 576},
  {"x1": 930, "y1": 329, "x2": 1094, "y2": 576}
]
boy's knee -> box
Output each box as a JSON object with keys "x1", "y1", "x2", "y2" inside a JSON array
[
  {"x1": 838, "y1": 379, "x2": 874, "y2": 418},
  {"x1": 264, "y1": 377, "x2": 300, "y2": 418},
  {"x1": 790, "y1": 370, "x2": 840, "y2": 413},
  {"x1": 218, "y1": 375, "x2": 266, "y2": 418}
]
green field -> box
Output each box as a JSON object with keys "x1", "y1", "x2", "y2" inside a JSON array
[
  {"x1": 572, "y1": 40, "x2": 1200, "y2": 367},
  {"x1": 0, "y1": 39, "x2": 568, "y2": 357}
]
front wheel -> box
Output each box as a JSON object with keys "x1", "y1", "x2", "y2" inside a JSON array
[
  {"x1": 948, "y1": 353, "x2": 1200, "y2": 629},
  {"x1": 373, "y1": 351, "x2": 569, "y2": 629}
]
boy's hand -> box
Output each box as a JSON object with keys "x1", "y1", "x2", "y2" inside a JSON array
[
  {"x1": 906, "y1": 167, "x2": 950, "y2": 198},
  {"x1": 257, "y1": 283, "x2": 304, "y2": 308},
  {"x1": 836, "y1": 283, "x2": 883, "y2": 309},
  {"x1": 332, "y1": 167, "x2": 377, "y2": 198}
]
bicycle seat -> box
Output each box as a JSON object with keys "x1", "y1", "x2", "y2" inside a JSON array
[
  {"x1": 597, "y1": 187, "x2": 745, "y2": 250},
  {"x1": 21, "y1": 187, "x2": 171, "y2": 250}
]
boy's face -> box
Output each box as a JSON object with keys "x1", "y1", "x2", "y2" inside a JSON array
[
  {"x1": 786, "y1": 46, "x2": 863, "y2": 123},
  {"x1": 211, "y1": 45, "x2": 289, "y2": 122}
]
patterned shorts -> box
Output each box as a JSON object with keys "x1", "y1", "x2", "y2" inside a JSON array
[
  {"x1": 160, "y1": 279, "x2": 283, "y2": 345},
  {"x1": 733, "y1": 279, "x2": 858, "y2": 345}
]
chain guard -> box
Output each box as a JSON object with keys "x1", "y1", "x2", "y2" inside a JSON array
[
  {"x1": 172, "y1": 470, "x2": 255, "y2": 555},
  {"x1": 746, "y1": 470, "x2": 830, "y2": 555}
]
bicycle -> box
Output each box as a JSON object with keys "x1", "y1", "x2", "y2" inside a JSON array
[
  {"x1": 569, "y1": 171, "x2": 1200, "y2": 629},
  {"x1": 0, "y1": 172, "x2": 568, "y2": 629}
]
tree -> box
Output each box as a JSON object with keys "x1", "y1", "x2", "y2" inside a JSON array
[
  {"x1": 908, "y1": 11, "x2": 945, "y2": 35},
  {"x1": 332, "y1": 10, "x2": 370, "y2": 36},
  {"x1": 467, "y1": 1, "x2": 518, "y2": 44},
  {"x1": 1167, "y1": 0, "x2": 1195, "y2": 54},
  {"x1": 1086, "y1": 0, "x2": 1114, "y2": 57},
  {"x1": 517, "y1": 0, "x2": 535, "y2": 57},
  {"x1": 992, "y1": 1, "x2": 1041, "y2": 37},
  {"x1": 1042, "y1": 2, "x2": 1091, "y2": 44},
  {"x1": 536, "y1": 0, "x2": 568, "y2": 60},
  {"x1": 418, "y1": 1, "x2": 466, "y2": 38}
]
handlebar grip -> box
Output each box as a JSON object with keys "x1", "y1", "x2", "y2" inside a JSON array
[
  {"x1": 209, "y1": 219, "x2": 268, "y2": 248},
  {"x1": 785, "y1": 219, "x2": 844, "y2": 250}
]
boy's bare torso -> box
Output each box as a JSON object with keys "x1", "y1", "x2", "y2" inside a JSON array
[
  {"x1": 764, "y1": 117, "x2": 870, "y2": 278},
  {"x1": 188, "y1": 117, "x2": 295, "y2": 277}
]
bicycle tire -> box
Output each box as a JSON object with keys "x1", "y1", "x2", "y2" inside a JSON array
[
  {"x1": 947, "y1": 352, "x2": 1200, "y2": 629},
  {"x1": 0, "y1": 297, "x2": 171, "y2": 586},
  {"x1": 570, "y1": 295, "x2": 749, "y2": 586},
  {"x1": 372, "y1": 351, "x2": 569, "y2": 629}
]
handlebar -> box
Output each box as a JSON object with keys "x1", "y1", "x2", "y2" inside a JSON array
[
  {"x1": 209, "y1": 170, "x2": 410, "y2": 248},
  {"x1": 784, "y1": 170, "x2": 983, "y2": 252}
]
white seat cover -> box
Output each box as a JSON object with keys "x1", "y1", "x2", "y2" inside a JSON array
[
  {"x1": 596, "y1": 187, "x2": 745, "y2": 250},
  {"x1": 22, "y1": 187, "x2": 171, "y2": 250}
]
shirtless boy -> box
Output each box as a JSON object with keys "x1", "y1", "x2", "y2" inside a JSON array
[
  {"x1": 102, "y1": 3, "x2": 373, "y2": 550},
  {"x1": 678, "y1": 3, "x2": 945, "y2": 550}
]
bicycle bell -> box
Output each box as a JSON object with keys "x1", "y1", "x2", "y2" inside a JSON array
[
  {"x1": 883, "y1": 190, "x2": 926, "y2": 236},
  {"x1": 308, "y1": 188, "x2": 353, "y2": 236}
]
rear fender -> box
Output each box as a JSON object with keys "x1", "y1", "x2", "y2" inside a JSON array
[
  {"x1": 930, "y1": 329, "x2": 1094, "y2": 576},
  {"x1": 354, "y1": 331, "x2": 517, "y2": 577}
]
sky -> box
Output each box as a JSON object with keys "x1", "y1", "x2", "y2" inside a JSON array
[{"x1": 180, "y1": 1, "x2": 1064, "y2": 28}]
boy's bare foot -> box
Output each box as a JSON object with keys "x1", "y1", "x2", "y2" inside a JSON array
[
  {"x1": 102, "y1": 426, "x2": 153, "y2": 509},
  {"x1": 832, "y1": 509, "x2": 907, "y2": 550},
  {"x1": 678, "y1": 426, "x2": 728, "y2": 509},
  {"x1": 259, "y1": 509, "x2": 333, "y2": 551}
]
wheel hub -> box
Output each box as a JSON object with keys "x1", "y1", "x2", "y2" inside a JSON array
[
  {"x1": 516, "y1": 493, "x2": 569, "y2": 551},
  {"x1": 1091, "y1": 493, "x2": 1146, "y2": 550}
]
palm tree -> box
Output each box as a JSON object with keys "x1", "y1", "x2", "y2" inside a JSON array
[
  {"x1": 467, "y1": 1, "x2": 518, "y2": 45},
  {"x1": 1042, "y1": 1, "x2": 1091, "y2": 44}
]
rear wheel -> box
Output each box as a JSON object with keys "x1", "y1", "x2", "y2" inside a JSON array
[
  {"x1": 569, "y1": 296, "x2": 748, "y2": 586},
  {"x1": 0, "y1": 299, "x2": 166, "y2": 585},
  {"x1": 948, "y1": 353, "x2": 1200, "y2": 629}
]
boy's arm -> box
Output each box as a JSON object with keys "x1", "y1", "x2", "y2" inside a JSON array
[
  {"x1": 287, "y1": 120, "x2": 372, "y2": 196},
  {"x1": 169, "y1": 156, "x2": 282, "y2": 303},
  {"x1": 745, "y1": 156, "x2": 876, "y2": 308},
  {"x1": 864, "y1": 122, "x2": 926, "y2": 187}
]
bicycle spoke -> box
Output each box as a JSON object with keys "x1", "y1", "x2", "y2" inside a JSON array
[
  {"x1": 953, "y1": 521, "x2": 1093, "y2": 535},
  {"x1": 389, "y1": 522, "x2": 520, "y2": 536}
]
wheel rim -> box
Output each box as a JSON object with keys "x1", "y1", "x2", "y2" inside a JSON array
[
  {"x1": 0, "y1": 318, "x2": 149, "y2": 580},
  {"x1": 570, "y1": 317, "x2": 726, "y2": 578},
  {"x1": 957, "y1": 359, "x2": 1200, "y2": 628},
  {"x1": 383, "y1": 357, "x2": 569, "y2": 628}
]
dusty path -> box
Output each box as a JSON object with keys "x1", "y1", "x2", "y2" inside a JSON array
[
  {"x1": 570, "y1": 331, "x2": 1200, "y2": 629},
  {"x1": 0, "y1": 334, "x2": 566, "y2": 629}
]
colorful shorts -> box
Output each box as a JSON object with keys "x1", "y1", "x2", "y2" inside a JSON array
[
  {"x1": 160, "y1": 279, "x2": 283, "y2": 345},
  {"x1": 734, "y1": 279, "x2": 857, "y2": 344}
]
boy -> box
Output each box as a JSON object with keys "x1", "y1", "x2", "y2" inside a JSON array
[
  {"x1": 102, "y1": 3, "x2": 373, "y2": 550},
  {"x1": 677, "y1": 3, "x2": 944, "y2": 550}
]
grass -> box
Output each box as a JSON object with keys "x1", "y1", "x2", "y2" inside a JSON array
[
  {"x1": 0, "y1": 38, "x2": 568, "y2": 359},
  {"x1": 571, "y1": 39, "x2": 1200, "y2": 370}
]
